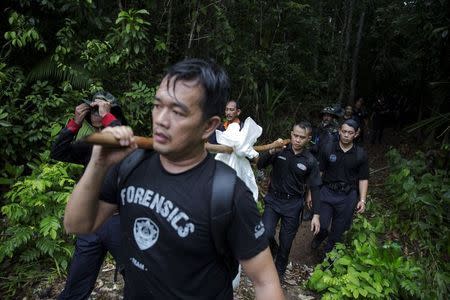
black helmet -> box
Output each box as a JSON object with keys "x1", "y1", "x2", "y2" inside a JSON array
[
  {"x1": 83, "y1": 91, "x2": 119, "y2": 107},
  {"x1": 83, "y1": 91, "x2": 128, "y2": 125},
  {"x1": 320, "y1": 106, "x2": 340, "y2": 118}
]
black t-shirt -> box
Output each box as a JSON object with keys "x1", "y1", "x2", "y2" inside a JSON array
[
  {"x1": 100, "y1": 153, "x2": 268, "y2": 300},
  {"x1": 319, "y1": 142, "x2": 369, "y2": 188},
  {"x1": 257, "y1": 145, "x2": 322, "y2": 212}
]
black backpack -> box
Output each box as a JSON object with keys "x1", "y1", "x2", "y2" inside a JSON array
[{"x1": 117, "y1": 149, "x2": 239, "y2": 277}]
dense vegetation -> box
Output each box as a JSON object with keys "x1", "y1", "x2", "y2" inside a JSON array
[
  {"x1": 308, "y1": 149, "x2": 450, "y2": 299},
  {"x1": 0, "y1": 0, "x2": 449, "y2": 298}
]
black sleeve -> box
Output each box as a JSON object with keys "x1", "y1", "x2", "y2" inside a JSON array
[
  {"x1": 51, "y1": 118, "x2": 123, "y2": 165},
  {"x1": 109, "y1": 119, "x2": 122, "y2": 127},
  {"x1": 358, "y1": 150, "x2": 370, "y2": 180},
  {"x1": 227, "y1": 179, "x2": 269, "y2": 260},
  {"x1": 99, "y1": 163, "x2": 121, "y2": 205},
  {"x1": 50, "y1": 127, "x2": 91, "y2": 165},
  {"x1": 310, "y1": 188, "x2": 321, "y2": 214},
  {"x1": 318, "y1": 147, "x2": 328, "y2": 172},
  {"x1": 256, "y1": 151, "x2": 275, "y2": 170},
  {"x1": 306, "y1": 157, "x2": 322, "y2": 214},
  {"x1": 306, "y1": 156, "x2": 322, "y2": 188}
]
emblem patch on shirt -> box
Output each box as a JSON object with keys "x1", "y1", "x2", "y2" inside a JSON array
[
  {"x1": 329, "y1": 154, "x2": 337, "y2": 162},
  {"x1": 297, "y1": 163, "x2": 307, "y2": 171},
  {"x1": 254, "y1": 221, "x2": 265, "y2": 239},
  {"x1": 133, "y1": 217, "x2": 159, "y2": 250}
]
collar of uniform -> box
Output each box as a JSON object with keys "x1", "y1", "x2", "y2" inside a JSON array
[
  {"x1": 288, "y1": 144, "x2": 307, "y2": 157},
  {"x1": 335, "y1": 141, "x2": 356, "y2": 153}
]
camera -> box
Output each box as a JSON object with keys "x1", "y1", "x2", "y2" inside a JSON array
[
  {"x1": 82, "y1": 99, "x2": 99, "y2": 115},
  {"x1": 91, "y1": 105, "x2": 99, "y2": 115}
]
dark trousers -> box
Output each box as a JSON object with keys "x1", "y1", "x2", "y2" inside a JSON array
[
  {"x1": 262, "y1": 193, "x2": 304, "y2": 278},
  {"x1": 316, "y1": 186, "x2": 358, "y2": 253},
  {"x1": 58, "y1": 215, "x2": 122, "y2": 300}
]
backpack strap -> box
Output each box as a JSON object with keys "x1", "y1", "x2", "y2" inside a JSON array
[
  {"x1": 117, "y1": 149, "x2": 153, "y2": 189},
  {"x1": 211, "y1": 161, "x2": 238, "y2": 276},
  {"x1": 113, "y1": 149, "x2": 152, "y2": 279}
]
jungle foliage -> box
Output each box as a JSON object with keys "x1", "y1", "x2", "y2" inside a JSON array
[
  {"x1": 0, "y1": 152, "x2": 82, "y2": 298},
  {"x1": 308, "y1": 148, "x2": 450, "y2": 299},
  {"x1": 0, "y1": 0, "x2": 449, "y2": 298}
]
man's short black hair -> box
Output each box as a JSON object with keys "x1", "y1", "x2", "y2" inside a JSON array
[
  {"x1": 165, "y1": 58, "x2": 230, "y2": 120},
  {"x1": 293, "y1": 121, "x2": 313, "y2": 135},
  {"x1": 341, "y1": 119, "x2": 359, "y2": 131}
]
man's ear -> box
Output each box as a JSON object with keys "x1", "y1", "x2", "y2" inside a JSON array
[
  {"x1": 202, "y1": 116, "x2": 221, "y2": 140},
  {"x1": 236, "y1": 109, "x2": 241, "y2": 116}
]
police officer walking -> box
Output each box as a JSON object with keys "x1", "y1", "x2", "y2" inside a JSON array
[
  {"x1": 311, "y1": 106, "x2": 341, "y2": 157},
  {"x1": 311, "y1": 119, "x2": 369, "y2": 254},
  {"x1": 257, "y1": 121, "x2": 321, "y2": 281}
]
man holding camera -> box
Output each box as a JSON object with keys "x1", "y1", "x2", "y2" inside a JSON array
[{"x1": 51, "y1": 91, "x2": 126, "y2": 300}]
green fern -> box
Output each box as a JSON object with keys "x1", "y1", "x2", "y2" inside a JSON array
[
  {"x1": 27, "y1": 57, "x2": 91, "y2": 89},
  {"x1": 0, "y1": 159, "x2": 81, "y2": 296}
]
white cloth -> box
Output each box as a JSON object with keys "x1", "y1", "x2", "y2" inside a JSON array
[
  {"x1": 215, "y1": 117, "x2": 262, "y2": 290},
  {"x1": 214, "y1": 117, "x2": 262, "y2": 202}
]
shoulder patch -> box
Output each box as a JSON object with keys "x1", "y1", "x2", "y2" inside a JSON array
[
  {"x1": 297, "y1": 163, "x2": 307, "y2": 171},
  {"x1": 254, "y1": 221, "x2": 265, "y2": 239},
  {"x1": 329, "y1": 154, "x2": 337, "y2": 162}
]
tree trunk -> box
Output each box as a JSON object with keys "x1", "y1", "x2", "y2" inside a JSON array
[
  {"x1": 186, "y1": 1, "x2": 200, "y2": 55},
  {"x1": 312, "y1": 1, "x2": 323, "y2": 75},
  {"x1": 164, "y1": 0, "x2": 172, "y2": 65},
  {"x1": 327, "y1": 6, "x2": 339, "y2": 98},
  {"x1": 338, "y1": 0, "x2": 354, "y2": 104},
  {"x1": 349, "y1": 9, "x2": 365, "y2": 103}
]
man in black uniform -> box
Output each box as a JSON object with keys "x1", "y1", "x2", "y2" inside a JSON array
[
  {"x1": 311, "y1": 119, "x2": 369, "y2": 254},
  {"x1": 63, "y1": 59, "x2": 283, "y2": 299},
  {"x1": 51, "y1": 91, "x2": 126, "y2": 300},
  {"x1": 257, "y1": 121, "x2": 321, "y2": 281},
  {"x1": 311, "y1": 106, "x2": 340, "y2": 157}
]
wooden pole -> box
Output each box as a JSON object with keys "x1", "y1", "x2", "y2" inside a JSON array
[{"x1": 82, "y1": 133, "x2": 290, "y2": 154}]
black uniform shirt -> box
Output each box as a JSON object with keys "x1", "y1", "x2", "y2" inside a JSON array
[
  {"x1": 257, "y1": 145, "x2": 322, "y2": 213},
  {"x1": 319, "y1": 142, "x2": 369, "y2": 188},
  {"x1": 100, "y1": 153, "x2": 268, "y2": 300}
]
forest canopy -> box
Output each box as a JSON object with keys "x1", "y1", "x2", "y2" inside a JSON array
[{"x1": 0, "y1": 0, "x2": 448, "y2": 170}]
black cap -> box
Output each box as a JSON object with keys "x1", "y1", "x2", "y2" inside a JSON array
[
  {"x1": 83, "y1": 91, "x2": 127, "y2": 126},
  {"x1": 320, "y1": 106, "x2": 340, "y2": 117},
  {"x1": 83, "y1": 91, "x2": 119, "y2": 107}
]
